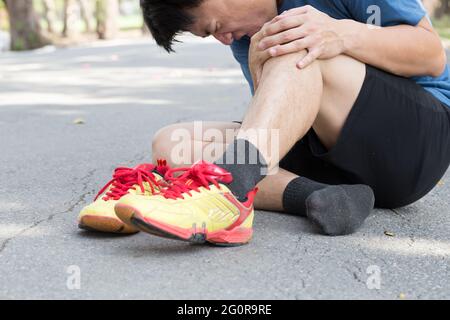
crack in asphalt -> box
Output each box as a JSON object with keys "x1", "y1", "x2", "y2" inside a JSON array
[
  {"x1": 341, "y1": 260, "x2": 385, "y2": 298},
  {"x1": 0, "y1": 150, "x2": 162, "y2": 255},
  {"x1": 124, "y1": 151, "x2": 148, "y2": 166},
  {"x1": 284, "y1": 233, "x2": 315, "y2": 297},
  {"x1": 390, "y1": 208, "x2": 411, "y2": 222},
  {"x1": 0, "y1": 168, "x2": 98, "y2": 255},
  {"x1": 390, "y1": 208, "x2": 417, "y2": 246},
  {"x1": 343, "y1": 264, "x2": 364, "y2": 285}
]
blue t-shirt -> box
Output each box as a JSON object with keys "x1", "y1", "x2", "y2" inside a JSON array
[{"x1": 231, "y1": 0, "x2": 450, "y2": 107}]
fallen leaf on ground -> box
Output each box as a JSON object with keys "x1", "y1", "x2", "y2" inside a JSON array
[
  {"x1": 384, "y1": 231, "x2": 395, "y2": 237},
  {"x1": 73, "y1": 118, "x2": 85, "y2": 125}
]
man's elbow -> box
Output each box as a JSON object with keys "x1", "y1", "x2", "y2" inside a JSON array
[{"x1": 428, "y1": 48, "x2": 447, "y2": 78}]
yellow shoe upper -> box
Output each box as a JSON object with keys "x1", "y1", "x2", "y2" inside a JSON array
[
  {"x1": 78, "y1": 160, "x2": 169, "y2": 224},
  {"x1": 117, "y1": 161, "x2": 257, "y2": 232}
]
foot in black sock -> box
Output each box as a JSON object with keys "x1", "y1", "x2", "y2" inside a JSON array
[{"x1": 306, "y1": 184, "x2": 375, "y2": 236}]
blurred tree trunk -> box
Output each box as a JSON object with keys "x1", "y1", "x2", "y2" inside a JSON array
[
  {"x1": 3, "y1": 0, "x2": 49, "y2": 51},
  {"x1": 79, "y1": 0, "x2": 94, "y2": 32},
  {"x1": 441, "y1": 0, "x2": 450, "y2": 16},
  {"x1": 96, "y1": 0, "x2": 119, "y2": 40},
  {"x1": 62, "y1": 0, "x2": 79, "y2": 37},
  {"x1": 42, "y1": 0, "x2": 58, "y2": 34},
  {"x1": 423, "y1": 0, "x2": 440, "y2": 17}
]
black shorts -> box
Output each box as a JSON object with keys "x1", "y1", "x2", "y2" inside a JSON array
[{"x1": 279, "y1": 65, "x2": 450, "y2": 209}]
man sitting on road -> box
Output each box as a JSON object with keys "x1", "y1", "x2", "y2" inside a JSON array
[{"x1": 79, "y1": 0, "x2": 450, "y2": 246}]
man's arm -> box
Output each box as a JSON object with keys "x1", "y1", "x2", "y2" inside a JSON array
[
  {"x1": 258, "y1": 6, "x2": 447, "y2": 78},
  {"x1": 339, "y1": 17, "x2": 447, "y2": 78}
]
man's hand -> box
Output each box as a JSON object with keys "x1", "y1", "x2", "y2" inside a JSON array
[
  {"x1": 258, "y1": 5, "x2": 345, "y2": 69},
  {"x1": 249, "y1": 30, "x2": 272, "y2": 92}
]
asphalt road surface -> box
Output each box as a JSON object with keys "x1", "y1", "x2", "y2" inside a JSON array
[{"x1": 0, "y1": 37, "x2": 449, "y2": 299}]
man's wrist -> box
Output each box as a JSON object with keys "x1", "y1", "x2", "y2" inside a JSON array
[{"x1": 336, "y1": 19, "x2": 360, "y2": 55}]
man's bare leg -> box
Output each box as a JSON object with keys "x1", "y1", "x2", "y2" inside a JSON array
[
  {"x1": 217, "y1": 51, "x2": 374, "y2": 235},
  {"x1": 152, "y1": 121, "x2": 297, "y2": 212},
  {"x1": 232, "y1": 51, "x2": 375, "y2": 235},
  {"x1": 152, "y1": 53, "x2": 375, "y2": 235}
]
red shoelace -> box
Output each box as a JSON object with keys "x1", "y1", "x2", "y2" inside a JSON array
[
  {"x1": 162, "y1": 162, "x2": 231, "y2": 200},
  {"x1": 95, "y1": 160, "x2": 169, "y2": 201}
]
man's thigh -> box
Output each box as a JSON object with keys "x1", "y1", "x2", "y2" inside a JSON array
[{"x1": 313, "y1": 55, "x2": 366, "y2": 150}]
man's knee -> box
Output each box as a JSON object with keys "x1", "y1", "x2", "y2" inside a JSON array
[
  {"x1": 262, "y1": 49, "x2": 309, "y2": 72},
  {"x1": 152, "y1": 122, "x2": 188, "y2": 158},
  {"x1": 152, "y1": 126, "x2": 169, "y2": 160},
  {"x1": 152, "y1": 124, "x2": 171, "y2": 148},
  {"x1": 258, "y1": 50, "x2": 324, "y2": 89}
]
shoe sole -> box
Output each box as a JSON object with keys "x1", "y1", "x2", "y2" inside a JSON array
[
  {"x1": 78, "y1": 215, "x2": 139, "y2": 234},
  {"x1": 115, "y1": 203, "x2": 252, "y2": 247}
]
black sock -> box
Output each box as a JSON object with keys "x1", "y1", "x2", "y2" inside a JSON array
[
  {"x1": 282, "y1": 177, "x2": 326, "y2": 217},
  {"x1": 215, "y1": 139, "x2": 267, "y2": 201},
  {"x1": 283, "y1": 177, "x2": 375, "y2": 236}
]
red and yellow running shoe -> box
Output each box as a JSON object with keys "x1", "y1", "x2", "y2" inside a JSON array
[
  {"x1": 115, "y1": 161, "x2": 257, "y2": 246},
  {"x1": 78, "y1": 160, "x2": 170, "y2": 234}
]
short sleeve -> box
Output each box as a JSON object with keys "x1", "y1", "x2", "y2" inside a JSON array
[{"x1": 342, "y1": 0, "x2": 427, "y2": 27}]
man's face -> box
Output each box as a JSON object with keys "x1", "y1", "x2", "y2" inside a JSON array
[{"x1": 187, "y1": 0, "x2": 278, "y2": 45}]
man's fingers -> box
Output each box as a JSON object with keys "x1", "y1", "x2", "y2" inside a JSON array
[
  {"x1": 297, "y1": 48, "x2": 321, "y2": 68},
  {"x1": 251, "y1": 30, "x2": 263, "y2": 43},
  {"x1": 259, "y1": 25, "x2": 307, "y2": 49},
  {"x1": 276, "y1": 5, "x2": 311, "y2": 19},
  {"x1": 263, "y1": 15, "x2": 307, "y2": 37},
  {"x1": 268, "y1": 37, "x2": 313, "y2": 57}
]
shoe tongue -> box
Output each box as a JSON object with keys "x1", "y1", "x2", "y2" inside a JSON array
[{"x1": 192, "y1": 160, "x2": 233, "y2": 184}]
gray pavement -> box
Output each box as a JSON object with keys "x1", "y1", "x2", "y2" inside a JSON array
[{"x1": 0, "y1": 37, "x2": 449, "y2": 300}]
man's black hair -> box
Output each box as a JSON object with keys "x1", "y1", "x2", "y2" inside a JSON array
[{"x1": 140, "y1": 0, "x2": 204, "y2": 53}]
